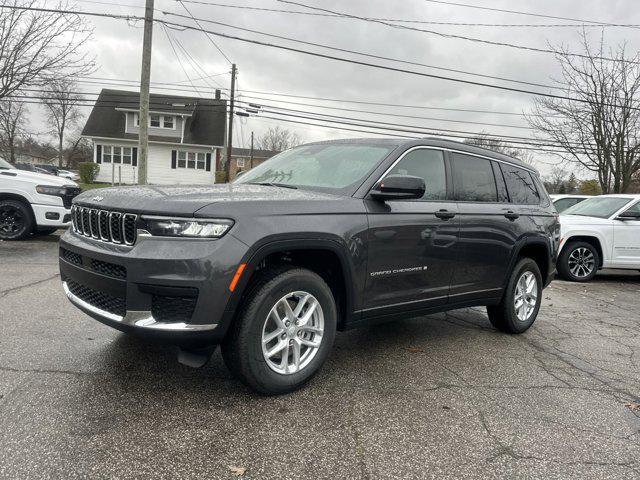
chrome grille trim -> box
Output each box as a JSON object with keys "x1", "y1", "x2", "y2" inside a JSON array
[{"x1": 70, "y1": 205, "x2": 138, "y2": 246}]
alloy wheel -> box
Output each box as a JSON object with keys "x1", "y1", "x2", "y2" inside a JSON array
[
  {"x1": 514, "y1": 271, "x2": 538, "y2": 322},
  {"x1": 0, "y1": 205, "x2": 24, "y2": 236},
  {"x1": 568, "y1": 247, "x2": 595, "y2": 278},
  {"x1": 261, "y1": 291, "x2": 324, "y2": 375}
]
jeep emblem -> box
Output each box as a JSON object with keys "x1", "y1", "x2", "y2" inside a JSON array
[{"x1": 91, "y1": 196, "x2": 104, "y2": 202}]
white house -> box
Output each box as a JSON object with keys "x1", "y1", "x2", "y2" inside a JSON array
[{"x1": 81, "y1": 89, "x2": 227, "y2": 185}]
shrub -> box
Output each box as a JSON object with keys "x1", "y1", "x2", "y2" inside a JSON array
[
  {"x1": 78, "y1": 162, "x2": 100, "y2": 184},
  {"x1": 215, "y1": 171, "x2": 227, "y2": 184}
]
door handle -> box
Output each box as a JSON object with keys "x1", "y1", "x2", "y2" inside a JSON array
[
  {"x1": 504, "y1": 211, "x2": 520, "y2": 221},
  {"x1": 434, "y1": 209, "x2": 456, "y2": 220}
]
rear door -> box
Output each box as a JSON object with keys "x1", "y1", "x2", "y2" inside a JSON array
[
  {"x1": 612, "y1": 201, "x2": 640, "y2": 266},
  {"x1": 363, "y1": 147, "x2": 459, "y2": 316},
  {"x1": 448, "y1": 154, "x2": 528, "y2": 303}
]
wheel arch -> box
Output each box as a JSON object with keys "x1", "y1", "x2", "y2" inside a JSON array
[
  {"x1": 0, "y1": 192, "x2": 36, "y2": 226},
  {"x1": 507, "y1": 237, "x2": 552, "y2": 288},
  {"x1": 223, "y1": 237, "x2": 357, "y2": 333},
  {"x1": 560, "y1": 235, "x2": 604, "y2": 268}
]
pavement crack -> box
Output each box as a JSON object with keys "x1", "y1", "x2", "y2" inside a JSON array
[{"x1": 0, "y1": 273, "x2": 60, "y2": 298}]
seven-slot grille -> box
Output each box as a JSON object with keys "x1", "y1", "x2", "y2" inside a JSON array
[{"x1": 71, "y1": 206, "x2": 137, "y2": 245}]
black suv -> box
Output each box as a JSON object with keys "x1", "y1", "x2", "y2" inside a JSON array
[{"x1": 59, "y1": 138, "x2": 558, "y2": 394}]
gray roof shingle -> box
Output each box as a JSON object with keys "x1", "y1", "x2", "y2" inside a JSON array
[{"x1": 82, "y1": 89, "x2": 227, "y2": 146}]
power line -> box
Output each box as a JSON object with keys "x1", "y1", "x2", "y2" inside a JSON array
[
  {"x1": 7, "y1": 3, "x2": 638, "y2": 109},
  {"x1": 280, "y1": 1, "x2": 636, "y2": 64},
  {"x1": 176, "y1": 0, "x2": 233, "y2": 64},
  {"x1": 177, "y1": 0, "x2": 640, "y2": 28},
  {"x1": 423, "y1": 0, "x2": 624, "y2": 26},
  {"x1": 161, "y1": 23, "x2": 203, "y2": 96},
  {"x1": 161, "y1": 10, "x2": 564, "y2": 91},
  {"x1": 236, "y1": 93, "x2": 533, "y2": 129}
]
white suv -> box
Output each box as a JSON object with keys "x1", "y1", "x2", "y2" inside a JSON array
[
  {"x1": 558, "y1": 194, "x2": 640, "y2": 281},
  {"x1": 0, "y1": 158, "x2": 80, "y2": 240}
]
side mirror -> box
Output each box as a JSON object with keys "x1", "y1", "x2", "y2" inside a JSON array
[
  {"x1": 616, "y1": 210, "x2": 640, "y2": 221},
  {"x1": 370, "y1": 175, "x2": 425, "y2": 201}
]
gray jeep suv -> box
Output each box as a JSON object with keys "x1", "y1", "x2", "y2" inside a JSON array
[{"x1": 59, "y1": 138, "x2": 558, "y2": 394}]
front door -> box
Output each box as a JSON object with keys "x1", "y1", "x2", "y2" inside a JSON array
[
  {"x1": 612, "y1": 201, "x2": 640, "y2": 266},
  {"x1": 363, "y1": 148, "x2": 459, "y2": 317}
]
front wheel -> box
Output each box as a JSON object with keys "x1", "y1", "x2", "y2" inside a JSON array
[
  {"x1": 222, "y1": 267, "x2": 337, "y2": 395},
  {"x1": 557, "y1": 241, "x2": 599, "y2": 282},
  {"x1": 487, "y1": 258, "x2": 542, "y2": 334},
  {"x1": 0, "y1": 200, "x2": 35, "y2": 240}
]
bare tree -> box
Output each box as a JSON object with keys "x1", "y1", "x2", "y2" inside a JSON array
[
  {"x1": 528, "y1": 32, "x2": 640, "y2": 193},
  {"x1": 42, "y1": 79, "x2": 84, "y2": 167},
  {"x1": 64, "y1": 128, "x2": 92, "y2": 169},
  {"x1": 0, "y1": 99, "x2": 27, "y2": 163},
  {"x1": 257, "y1": 126, "x2": 303, "y2": 152},
  {"x1": 464, "y1": 132, "x2": 534, "y2": 164},
  {"x1": 0, "y1": 0, "x2": 94, "y2": 100}
]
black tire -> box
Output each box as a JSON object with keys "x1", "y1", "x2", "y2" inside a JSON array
[
  {"x1": 487, "y1": 258, "x2": 543, "y2": 334},
  {"x1": 34, "y1": 227, "x2": 58, "y2": 236},
  {"x1": 557, "y1": 241, "x2": 599, "y2": 282},
  {"x1": 221, "y1": 267, "x2": 337, "y2": 395},
  {"x1": 0, "y1": 199, "x2": 35, "y2": 241}
]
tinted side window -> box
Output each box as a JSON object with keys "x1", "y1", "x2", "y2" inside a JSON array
[
  {"x1": 625, "y1": 201, "x2": 640, "y2": 214},
  {"x1": 386, "y1": 149, "x2": 446, "y2": 200},
  {"x1": 450, "y1": 154, "x2": 497, "y2": 202},
  {"x1": 500, "y1": 163, "x2": 541, "y2": 205},
  {"x1": 491, "y1": 161, "x2": 509, "y2": 203}
]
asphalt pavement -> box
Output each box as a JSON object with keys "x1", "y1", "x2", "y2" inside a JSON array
[{"x1": 1, "y1": 233, "x2": 639, "y2": 479}]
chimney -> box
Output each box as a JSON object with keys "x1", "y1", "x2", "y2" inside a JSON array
[{"x1": 215, "y1": 89, "x2": 221, "y2": 100}]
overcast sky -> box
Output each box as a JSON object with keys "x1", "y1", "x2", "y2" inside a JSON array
[{"x1": 27, "y1": 0, "x2": 640, "y2": 177}]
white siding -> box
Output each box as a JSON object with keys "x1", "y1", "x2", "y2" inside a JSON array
[
  {"x1": 148, "y1": 144, "x2": 216, "y2": 185},
  {"x1": 91, "y1": 139, "x2": 218, "y2": 185}
]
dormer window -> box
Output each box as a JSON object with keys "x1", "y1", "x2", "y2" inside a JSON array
[{"x1": 134, "y1": 113, "x2": 176, "y2": 130}]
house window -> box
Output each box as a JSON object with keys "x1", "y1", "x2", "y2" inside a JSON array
[
  {"x1": 102, "y1": 146, "x2": 112, "y2": 163},
  {"x1": 101, "y1": 145, "x2": 135, "y2": 165},
  {"x1": 237, "y1": 158, "x2": 245, "y2": 168},
  {"x1": 134, "y1": 113, "x2": 176, "y2": 130},
  {"x1": 176, "y1": 150, "x2": 207, "y2": 170}
]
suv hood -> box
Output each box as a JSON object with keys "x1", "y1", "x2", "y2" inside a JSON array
[
  {"x1": 1, "y1": 168, "x2": 77, "y2": 187},
  {"x1": 560, "y1": 214, "x2": 612, "y2": 227},
  {"x1": 73, "y1": 183, "x2": 344, "y2": 216}
]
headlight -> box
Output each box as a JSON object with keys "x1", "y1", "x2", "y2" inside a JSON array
[
  {"x1": 36, "y1": 185, "x2": 67, "y2": 196},
  {"x1": 140, "y1": 216, "x2": 234, "y2": 238}
]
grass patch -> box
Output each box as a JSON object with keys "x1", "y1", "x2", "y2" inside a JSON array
[{"x1": 78, "y1": 183, "x2": 112, "y2": 191}]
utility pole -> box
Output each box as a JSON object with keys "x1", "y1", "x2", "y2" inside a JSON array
[
  {"x1": 138, "y1": 0, "x2": 154, "y2": 185},
  {"x1": 250, "y1": 131, "x2": 254, "y2": 169},
  {"x1": 225, "y1": 63, "x2": 237, "y2": 183}
]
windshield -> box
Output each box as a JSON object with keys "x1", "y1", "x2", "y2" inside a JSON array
[
  {"x1": 563, "y1": 197, "x2": 631, "y2": 218},
  {"x1": 0, "y1": 159, "x2": 14, "y2": 170},
  {"x1": 234, "y1": 143, "x2": 396, "y2": 192}
]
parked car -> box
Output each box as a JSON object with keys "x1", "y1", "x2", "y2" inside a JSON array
[
  {"x1": 558, "y1": 194, "x2": 640, "y2": 281},
  {"x1": 59, "y1": 138, "x2": 558, "y2": 394},
  {"x1": 0, "y1": 158, "x2": 80, "y2": 240},
  {"x1": 57, "y1": 169, "x2": 80, "y2": 182},
  {"x1": 550, "y1": 194, "x2": 590, "y2": 213},
  {"x1": 35, "y1": 164, "x2": 59, "y2": 176}
]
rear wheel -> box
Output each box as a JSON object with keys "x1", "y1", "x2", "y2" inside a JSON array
[
  {"x1": 222, "y1": 267, "x2": 337, "y2": 395},
  {"x1": 0, "y1": 200, "x2": 34, "y2": 241},
  {"x1": 558, "y1": 241, "x2": 599, "y2": 282},
  {"x1": 487, "y1": 258, "x2": 542, "y2": 334}
]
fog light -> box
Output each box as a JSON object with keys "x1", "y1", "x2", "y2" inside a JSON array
[{"x1": 45, "y1": 212, "x2": 60, "y2": 220}]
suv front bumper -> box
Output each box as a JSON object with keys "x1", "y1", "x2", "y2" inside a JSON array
[{"x1": 59, "y1": 229, "x2": 248, "y2": 346}]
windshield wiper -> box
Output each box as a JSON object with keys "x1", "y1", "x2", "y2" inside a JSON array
[{"x1": 248, "y1": 182, "x2": 298, "y2": 190}]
